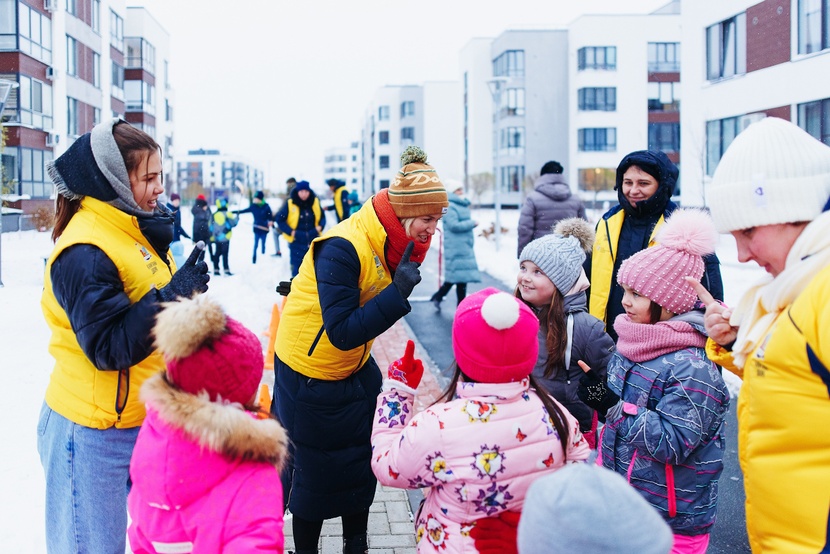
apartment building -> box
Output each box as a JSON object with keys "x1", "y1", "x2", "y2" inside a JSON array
[
  {"x1": 323, "y1": 141, "x2": 361, "y2": 194},
  {"x1": 569, "y1": 2, "x2": 681, "y2": 208},
  {"x1": 176, "y1": 148, "x2": 264, "y2": 204},
  {"x1": 0, "y1": 0, "x2": 173, "y2": 217},
  {"x1": 680, "y1": 0, "x2": 830, "y2": 206},
  {"x1": 459, "y1": 37, "x2": 494, "y2": 193}
]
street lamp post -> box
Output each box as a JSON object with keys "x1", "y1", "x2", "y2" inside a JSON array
[
  {"x1": 486, "y1": 77, "x2": 509, "y2": 251},
  {"x1": 0, "y1": 78, "x2": 20, "y2": 288}
]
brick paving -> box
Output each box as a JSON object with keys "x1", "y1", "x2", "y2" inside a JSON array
[{"x1": 282, "y1": 319, "x2": 443, "y2": 554}]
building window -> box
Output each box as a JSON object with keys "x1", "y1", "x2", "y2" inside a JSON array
[
  {"x1": 111, "y1": 61, "x2": 124, "y2": 100},
  {"x1": 500, "y1": 165, "x2": 525, "y2": 193},
  {"x1": 5, "y1": 3, "x2": 53, "y2": 65},
  {"x1": 493, "y1": 50, "x2": 525, "y2": 77},
  {"x1": 706, "y1": 116, "x2": 739, "y2": 175},
  {"x1": 93, "y1": 107, "x2": 101, "y2": 125},
  {"x1": 578, "y1": 87, "x2": 616, "y2": 111},
  {"x1": 378, "y1": 130, "x2": 389, "y2": 145},
  {"x1": 400, "y1": 101, "x2": 415, "y2": 118},
  {"x1": 166, "y1": 99, "x2": 173, "y2": 122},
  {"x1": 13, "y1": 147, "x2": 54, "y2": 198},
  {"x1": 577, "y1": 46, "x2": 617, "y2": 70},
  {"x1": 707, "y1": 13, "x2": 746, "y2": 80},
  {"x1": 648, "y1": 42, "x2": 680, "y2": 72},
  {"x1": 65, "y1": 0, "x2": 77, "y2": 16},
  {"x1": 66, "y1": 36, "x2": 78, "y2": 77},
  {"x1": 499, "y1": 126, "x2": 525, "y2": 156},
  {"x1": 647, "y1": 82, "x2": 680, "y2": 112},
  {"x1": 578, "y1": 128, "x2": 617, "y2": 152},
  {"x1": 798, "y1": 97, "x2": 830, "y2": 145},
  {"x1": 378, "y1": 105, "x2": 390, "y2": 121},
  {"x1": 798, "y1": 0, "x2": 830, "y2": 54},
  {"x1": 578, "y1": 168, "x2": 616, "y2": 192},
  {"x1": 125, "y1": 38, "x2": 155, "y2": 72},
  {"x1": 67, "y1": 97, "x2": 80, "y2": 136},
  {"x1": 93, "y1": 52, "x2": 101, "y2": 88},
  {"x1": 379, "y1": 155, "x2": 390, "y2": 169},
  {"x1": 110, "y1": 10, "x2": 124, "y2": 51},
  {"x1": 648, "y1": 122, "x2": 680, "y2": 153},
  {"x1": 92, "y1": 0, "x2": 101, "y2": 33},
  {"x1": 401, "y1": 127, "x2": 415, "y2": 142},
  {"x1": 17, "y1": 75, "x2": 53, "y2": 130},
  {"x1": 379, "y1": 179, "x2": 390, "y2": 189},
  {"x1": 501, "y1": 88, "x2": 525, "y2": 116},
  {"x1": 125, "y1": 80, "x2": 155, "y2": 114}
]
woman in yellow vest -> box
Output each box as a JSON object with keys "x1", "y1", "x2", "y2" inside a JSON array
[
  {"x1": 691, "y1": 118, "x2": 830, "y2": 553},
  {"x1": 274, "y1": 180, "x2": 326, "y2": 277},
  {"x1": 274, "y1": 146, "x2": 448, "y2": 554},
  {"x1": 38, "y1": 119, "x2": 210, "y2": 553}
]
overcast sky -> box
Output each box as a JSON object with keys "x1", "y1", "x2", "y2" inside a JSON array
[{"x1": 134, "y1": 0, "x2": 669, "y2": 187}]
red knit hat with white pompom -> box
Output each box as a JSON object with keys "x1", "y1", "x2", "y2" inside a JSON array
[
  {"x1": 617, "y1": 209, "x2": 718, "y2": 315},
  {"x1": 153, "y1": 295, "x2": 263, "y2": 406},
  {"x1": 451, "y1": 287, "x2": 540, "y2": 383}
]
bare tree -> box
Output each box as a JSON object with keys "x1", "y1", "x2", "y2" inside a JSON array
[{"x1": 468, "y1": 172, "x2": 493, "y2": 208}]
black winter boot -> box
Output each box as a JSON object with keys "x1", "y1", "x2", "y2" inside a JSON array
[{"x1": 343, "y1": 534, "x2": 369, "y2": 554}]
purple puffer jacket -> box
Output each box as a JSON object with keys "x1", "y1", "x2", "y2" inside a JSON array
[
  {"x1": 372, "y1": 378, "x2": 589, "y2": 553},
  {"x1": 128, "y1": 374, "x2": 288, "y2": 553}
]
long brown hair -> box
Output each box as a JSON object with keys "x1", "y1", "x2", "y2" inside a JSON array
[
  {"x1": 433, "y1": 363, "x2": 571, "y2": 460},
  {"x1": 515, "y1": 286, "x2": 568, "y2": 378},
  {"x1": 51, "y1": 121, "x2": 161, "y2": 242}
]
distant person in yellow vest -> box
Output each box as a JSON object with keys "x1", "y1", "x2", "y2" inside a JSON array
[
  {"x1": 274, "y1": 180, "x2": 326, "y2": 277},
  {"x1": 209, "y1": 197, "x2": 238, "y2": 276},
  {"x1": 38, "y1": 119, "x2": 210, "y2": 553},
  {"x1": 325, "y1": 178, "x2": 351, "y2": 224},
  {"x1": 273, "y1": 146, "x2": 448, "y2": 554}
]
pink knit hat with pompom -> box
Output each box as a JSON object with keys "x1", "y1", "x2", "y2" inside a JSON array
[
  {"x1": 452, "y1": 287, "x2": 540, "y2": 383},
  {"x1": 153, "y1": 295, "x2": 263, "y2": 406},
  {"x1": 617, "y1": 209, "x2": 718, "y2": 314}
]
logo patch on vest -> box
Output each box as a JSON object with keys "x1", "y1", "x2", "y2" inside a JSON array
[{"x1": 137, "y1": 243, "x2": 152, "y2": 262}]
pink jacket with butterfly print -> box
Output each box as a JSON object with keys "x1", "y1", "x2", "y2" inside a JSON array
[{"x1": 371, "y1": 378, "x2": 589, "y2": 553}]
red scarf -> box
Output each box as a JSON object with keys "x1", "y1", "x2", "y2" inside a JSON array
[{"x1": 373, "y1": 189, "x2": 431, "y2": 271}]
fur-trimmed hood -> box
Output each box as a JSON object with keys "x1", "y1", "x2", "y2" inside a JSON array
[{"x1": 130, "y1": 373, "x2": 288, "y2": 511}]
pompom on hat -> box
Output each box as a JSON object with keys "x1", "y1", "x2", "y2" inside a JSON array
[
  {"x1": 709, "y1": 117, "x2": 830, "y2": 233},
  {"x1": 388, "y1": 146, "x2": 449, "y2": 218},
  {"x1": 452, "y1": 288, "x2": 539, "y2": 383},
  {"x1": 617, "y1": 209, "x2": 718, "y2": 314},
  {"x1": 519, "y1": 218, "x2": 594, "y2": 294},
  {"x1": 153, "y1": 295, "x2": 263, "y2": 406},
  {"x1": 518, "y1": 464, "x2": 673, "y2": 554}
]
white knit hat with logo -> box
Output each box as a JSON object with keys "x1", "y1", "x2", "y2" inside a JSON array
[{"x1": 709, "y1": 117, "x2": 830, "y2": 233}]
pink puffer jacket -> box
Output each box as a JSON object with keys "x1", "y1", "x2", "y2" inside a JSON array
[
  {"x1": 372, "y1": 378, "x2": 589, "y2": 553},
  {"x1": 128, "y1": 374, "x2": 287, "y2": 553}
]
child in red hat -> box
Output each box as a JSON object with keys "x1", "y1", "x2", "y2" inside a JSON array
[{"x1": 128, "y1": 295, "x2": 287, "y2": 553}]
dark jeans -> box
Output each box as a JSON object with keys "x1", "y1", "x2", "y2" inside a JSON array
[
  {"x1": 252, "y1": 231, "x2": 267, "y2": 262},
  {"x1": 212, "y1": 241, "x2": 230, "y2": 271},
  {"x1": 431, "y1": 281, "x2": 467, "y2": 304}
]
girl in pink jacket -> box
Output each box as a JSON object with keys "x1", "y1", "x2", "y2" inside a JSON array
[
  {"x1": 128, "y1": 295, "x2": 288, "y2": 553},
  {"x1": 372, "y1": 288, "x2": 589, "y2": 553}
]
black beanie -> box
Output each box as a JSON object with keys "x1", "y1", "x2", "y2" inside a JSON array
[{"x1": 540, "y1": 161, "x2": 564, "y2": 175}]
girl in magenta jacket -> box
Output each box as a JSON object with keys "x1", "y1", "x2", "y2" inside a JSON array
[
  {"x1": 371, "y1": 288, "x2": 589, "y2": 553},
  {"x1": 128, "y1": 295, "x2": 288, "y2": 553}
]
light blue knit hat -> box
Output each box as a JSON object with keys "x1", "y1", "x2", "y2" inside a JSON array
[{"x1": 519, "y1": 218, "x2": 594, "y2": 294}]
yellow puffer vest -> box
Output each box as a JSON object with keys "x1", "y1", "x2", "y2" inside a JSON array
[
  {"x1": 282, "y1": 198, "x2": 322, "y2": 243},
  {"x1": 41, "y1": 197, "x2": 173, "y2": 429},
  {"x1": 275, "y1": 199, "x2": 390, "y2": 380},
  {"x1": 333, "y1": 185, "x2": 348, "y2": 221},
  {"x1": 588, "y1": 209, "x2": 665, "y2": 324},
  {"x1": 707, "y1": 263, "x2": 830, "y2": 553}
]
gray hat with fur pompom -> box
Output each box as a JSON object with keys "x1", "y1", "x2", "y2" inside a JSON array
[{"x1": 519, "y1": 218, "x2": 594, "y2": 294}]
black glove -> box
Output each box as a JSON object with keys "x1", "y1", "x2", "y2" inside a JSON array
[
  {"x1": 158, "y1": 241, "x2": 210, "y2": 302},
  {"x1": 276, "y1": 279, "x2": 292, "y2": 296},
  {"x1": 577, "y1": 369, "x2": 620, "y2": 414},
  {"x1": 392, "y1": 241, "x2": 421, "y2": 299}
]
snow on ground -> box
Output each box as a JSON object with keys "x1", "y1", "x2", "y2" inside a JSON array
[{"x1": 0, "y1": 200, "x2": 763, "y2": 551}]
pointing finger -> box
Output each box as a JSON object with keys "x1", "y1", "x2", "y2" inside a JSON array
[
  {"x1": 401, "y1": 241, "x2": 415, "y2": 264},
  {"x1": 577, "y1": 360, "x2": 592, "y2": 374},
  {"x1": 403, "y1": 340, "x2": 415, "y2": 363},
  {"x1": 685, "y1": 276, "x2": 716, "y2": 306},
  {"x1": 184, "y1": 241, "x2": 206, "y2": 267}
]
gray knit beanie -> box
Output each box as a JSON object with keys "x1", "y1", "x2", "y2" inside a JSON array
[
  {"x1": 519, "y1": 218, "x2": 594, "y2": 294},
  {"x1": 518, "y1": 464, "x2": 673, "y2": 554}
]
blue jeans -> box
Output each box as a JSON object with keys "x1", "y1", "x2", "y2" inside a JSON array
[
  {"x1": 253, "y1": 231, "x2": 267, "y2": 262},
  {"x1": 37, "y1": 402, "x2": 139, "y2": 554}
]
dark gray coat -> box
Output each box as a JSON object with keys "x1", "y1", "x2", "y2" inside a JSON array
[
  {"x1": 531, "y1": 291, "x2": 615, "y2": 432},
  {"x1": 518, "y1": 174, "x2": 586, "y2": 256}
]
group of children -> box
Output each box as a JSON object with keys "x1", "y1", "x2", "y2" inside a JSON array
[{"x1": 129, "y1": 200, "x2": 728, "y2": 553}]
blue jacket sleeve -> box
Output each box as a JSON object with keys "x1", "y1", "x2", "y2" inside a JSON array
[
  {"x1": 314, "y1": 237, "x2": 410, "y2": 351},
  {"x1": 51, "y1": 244, "x2": 162, "y2": 371},
  {"x1": 275, "y1": 201, "x2": 292, "y2": 235},
  {"x1": 702, "y1": 253, "x2": 724, "y2": 302}
]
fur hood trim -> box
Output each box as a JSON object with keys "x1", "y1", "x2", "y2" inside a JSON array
[{"x1": 141, "y1": 373, "x2": 288, "y2": 469}]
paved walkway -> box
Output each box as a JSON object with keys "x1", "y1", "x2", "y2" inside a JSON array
[{"x1": 282, "y1": 319, "x2": 441, "y2": 554}]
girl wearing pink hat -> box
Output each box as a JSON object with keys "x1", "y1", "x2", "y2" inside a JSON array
[
  {"x1": 371, "y1": 288, "x2": 589, "y2": 553},
  {"x1": 578, "y1": 209, "x2": 730, "y2": 554}
]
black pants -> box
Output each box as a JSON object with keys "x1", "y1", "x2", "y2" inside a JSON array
[
  {"x1": 212, "y1": 241, "x2": 230, "y2": 271},
  {"x1": 430, "y1": 281, "x2": 467, "y2": 304}
]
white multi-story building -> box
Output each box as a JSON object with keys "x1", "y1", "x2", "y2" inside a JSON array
[
  {"x1": 680, "y1": 0, "x2": 830, "y2": 207},
  {"x1": 0, "y1": 0, "x2": 174, "y2": 215},
  {"x1": 569, "y1": 2, "x2": 681, "y2": 208},
  {"x1": 323, "y1": 141, "x2": 362, "y2": 194},
  {"x1": 459, "y1": 38, "x2": 495, "y2": 193},
  {"x1": 176, "y1": 148, "x2": 264, "y2": 204},
  {"x1": 359, "y1": 82, "x2": 462, "y2": 196}
]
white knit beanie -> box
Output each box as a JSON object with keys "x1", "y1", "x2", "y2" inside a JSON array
[{"x1": 709, "y1": 117, "x2": 830, "y2": 233}]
